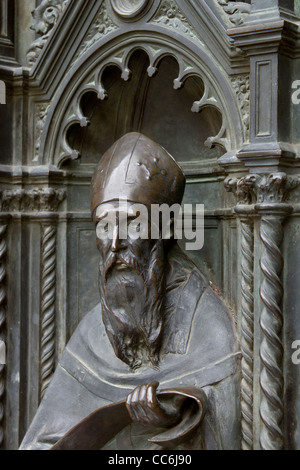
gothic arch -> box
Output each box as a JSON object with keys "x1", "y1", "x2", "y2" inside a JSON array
[{"x1": 39, "y1": 29, "x2": 245, "y2": 168}]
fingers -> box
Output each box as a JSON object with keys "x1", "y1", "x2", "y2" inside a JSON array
[
  {"x1": 146, "y1": 381, "x2": 159, "y2": 410},
  {"x1": 126, "y1": 384, "x2": 148, "y2": 423},
  {"x1": 126, "y1": 382, "x2": 163, "y2": 425}
]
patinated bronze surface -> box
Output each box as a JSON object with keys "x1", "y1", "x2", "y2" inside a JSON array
[
  {"x1": 91, "y1": 132, "x2": 186, "y2": 211},
  {"x1": 51, "y1": 385, "x2": 208, "y2": 450},
  {"x1": 19, "y1": 133, "x2": 240, "y2": 450}
]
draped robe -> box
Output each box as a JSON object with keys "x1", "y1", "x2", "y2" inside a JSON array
[{"x1": 20, "y1": 245, "x2": 241, "y2": 450}]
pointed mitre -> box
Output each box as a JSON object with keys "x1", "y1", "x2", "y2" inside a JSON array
[{"x1": 91, "y1": 132, "x2": 186, "y2": 214}]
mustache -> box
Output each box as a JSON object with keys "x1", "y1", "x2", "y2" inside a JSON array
[{"x1": 103, "y1": 252, "x2": 143, "y2": 282}]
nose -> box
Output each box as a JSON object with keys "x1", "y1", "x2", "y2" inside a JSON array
[{"x1": 110, "y1": 223, "x2": 126, "y2": 253}]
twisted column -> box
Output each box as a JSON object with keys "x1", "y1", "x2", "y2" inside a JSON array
[
  {"x1": 225, "y1": 172, "x2": 297, "y2": 450},
  {"x1": 239, "y1": 211, "x2": 255, "y2": 450},
  {"x1": 254, "y1": 173, "x2": 297, "y2": 450},
  {"x1": 40, "y1": 222, "x2": 57, "y2": 400},
  {"x1": 0, "y1": 188, "x2": 65, "y2": 448},
  {"x1": 0, "y1": 222, "x2": 8, "y2": 448},
  {"x1": 226, "y1": 176, "x2": 256, "y2": 450},
  {"x1": 256, "y1": 207, "x2": 291, "y2": 450},
  {"x1": 38, "y1": 189, "x2": 65, "y2": 401}
]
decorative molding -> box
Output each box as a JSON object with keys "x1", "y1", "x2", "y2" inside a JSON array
[
  {"x1": 231, "y1": 75, "x2": 250, "y2": 142},
  {"x1": 111, "y1": 0, "x2": 152, "y2": 19},
  {"x1": 40, "y1": 224, "x2": 57, "y2": 400},
  {"x1": 26, "y1": 0, "x2": 70, "y2": 66},
  {"x1": 152, "y1": 0, "x2": 201, "y2": 42},
  {"x1": 34, "y1": 104, "x2": 51, "y2": 162},
  {"x1": 0, "y1": 189, "x2": 66, "y2": 213},
  {"x1": 0, "y1": 222, "x2": 7, "y2": 449},
  {"x1": 217, "y1": 0, "x2": 251, "y2": 26},
  {"x1": 73, "y1": 3, "x2": 118, "y2": 63}
]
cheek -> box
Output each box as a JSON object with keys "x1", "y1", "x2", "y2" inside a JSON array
[
  {"x1": 128, "y1": 238, "x2": 156, "y2": 259},
  {"x1": 96, "y1": 237, "x2": 111, "y2": 260}
]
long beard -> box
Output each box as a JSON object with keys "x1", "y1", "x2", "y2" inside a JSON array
[{"x1": 98, "y1": 241, "x2": 165, "y2": 370}]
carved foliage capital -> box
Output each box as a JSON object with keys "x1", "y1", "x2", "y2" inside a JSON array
[
  {"x1": 250, "y1": 173, "x2": 299, "y2": 205},
  {"x1": 224, "y1": 175, "x2": 256, "y2": 205},
  {"x1": 225, "y1": 173, "x2": 299, "y2": 207},
  {"x1": 0, "y1": 188, "x2": 66, "y2": 213}
]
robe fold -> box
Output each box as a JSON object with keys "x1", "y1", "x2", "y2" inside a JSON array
[{"x1": 20, "y1": 246, "x2": 241, "y2": 450}]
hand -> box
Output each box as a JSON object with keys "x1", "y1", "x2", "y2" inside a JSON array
[{"x1": 126, "y1": 381, "x2": 182, "y2": 428}]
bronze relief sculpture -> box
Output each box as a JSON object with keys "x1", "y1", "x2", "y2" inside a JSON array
[{"x1": 20, "y1": 133, "x2": 240, "y2": 450}]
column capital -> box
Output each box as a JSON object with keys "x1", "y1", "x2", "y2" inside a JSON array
[
  {"x1": 0, "y1": 188, "x2": 66, "y2": 213},
  {"x1": 248, "y1": 172, "x2": 299, "y2": 205},
  {"x1": 224, "y1": 175, "x2": 256, "y2": 206},
  {"x1": 225, "y1": 172, "x2": 299, "y2": 215}
]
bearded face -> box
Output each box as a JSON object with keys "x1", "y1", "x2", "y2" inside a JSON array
[{"x1": 94, "y1": 202, "x2": 166, "y2": 370}]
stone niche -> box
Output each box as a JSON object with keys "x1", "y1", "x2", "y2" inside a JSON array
[
  {"x1": 63, "y1": 49, "x2": 225, "y2": 300},
  {"x1": 65, "y1": 49, "x2": 223, "y2": 168}
]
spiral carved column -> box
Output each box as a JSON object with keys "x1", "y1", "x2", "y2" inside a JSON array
[
  {"x1": 40, "y1": 222, "x2": 57, "y2": 400},
  {"x1": 0, "y1": 188, "x2": 65, "y2": 446},
  {"x1": 225, "y1": 175, "x2": 256, "y2": 450},
  {"x1": 256, "y1": 207, "x2": 291, "y2": 450},
  {"x1": 0, "y1": 218, "x2": 9, "y2": 449},
  {"x1": 239, "y1": 211, "x2": 255, "y2": 450},
  {"x1": 38, "y1": 189, "x2": 65, "y2": 401},
  {"x1": 254, "y1": 173, "x2": 298, "y2": 450}
]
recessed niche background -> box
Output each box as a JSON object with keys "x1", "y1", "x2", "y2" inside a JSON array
[
  {"x1": 63, "y1": 49, "x2": 226, "y2": 295},
  {"x1": 64, "y1": 49, "x2": 224, "y2": 171}
]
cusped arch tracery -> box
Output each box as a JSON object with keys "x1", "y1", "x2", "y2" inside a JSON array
[
  {"x1": 65, "y1": 52, "x2": 225, "y2": 170},
  {"x1": 40, "y1": 32, "x2": 245, "y2": 169}
]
